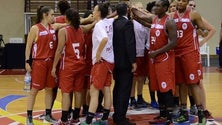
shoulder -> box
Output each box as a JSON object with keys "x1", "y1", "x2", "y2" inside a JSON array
[{"x1": 30, "y1": 25, "x2": 39, "y2": 33}]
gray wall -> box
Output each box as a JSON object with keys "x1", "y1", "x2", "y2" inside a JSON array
[
  {"x1": 0, "y1": 0, "x2": 24, "y2": 44},
  {"x1": 0, "y1": 0, "x2": 221, "y2": 54}
]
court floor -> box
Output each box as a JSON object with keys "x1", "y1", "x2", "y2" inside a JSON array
[{"x1": 0, "y1": 67, "x2": 221, "y2": 125}]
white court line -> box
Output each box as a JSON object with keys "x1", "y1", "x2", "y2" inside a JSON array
[
  {"x1": 0, "y1": 69, "x2": 6, "y2": 74},
  {"x1": 8, "y1": 122, "x2": 20, "y2": 125}
]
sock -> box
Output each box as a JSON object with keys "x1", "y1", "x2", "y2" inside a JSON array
[
  {"x1": 189, "y1": 96, "x2": 195, "y2": 107},
  {"x1": 73, "y1": 108, "x2": 81, "y2": 119},
  {"x1": 101, "y1": 109, "x2": 110, "y2": 120},
  {"x1": 86, "y1": 112, "x2": 95, "y2": 124},
  {"x1": 68, "y1": 107, "x2": 73, "y2": 114},
  {"x1": 150, "y1": 91, "x2": 156, "y2": 102},
  {"x1": 45, "y1": 109, "x2": 51, "y2": 116},
  {"x1": 130, "y1": 97, "x2": 135, "y2": 101},
  {"x1": 27, "y1": 110, "x2": 32, "y2": 117},
  {"x1": 61, "y1": 110, "x2": 68, "y2": 122},
  {"x1": 137, "y1": 94, "x2": 143, "y2": 102},
  {"x1": 83, "y1": 104, "x2": 89, "y2": 113},
  {"x1": 173, "y1": 97, "x2": 179, "y2": 106},
  {"x1": 180, "y1": 103, "x2": 187, "y2": 110}
]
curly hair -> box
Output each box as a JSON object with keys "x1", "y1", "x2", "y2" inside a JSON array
[{"x1": 57, "y1": 0, "x2": 70, "y2": 15}]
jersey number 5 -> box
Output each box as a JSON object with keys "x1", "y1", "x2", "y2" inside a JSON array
[{"x1": 72, "y1": 43, "x2": 80, "y2": 59}]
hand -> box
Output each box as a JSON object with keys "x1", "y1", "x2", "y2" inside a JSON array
[
  {"x1": 25, "y1": 63, "x2": 32, "y2": 72},
  {"x1": 131, "y1": 63, "x2": 137, "y2": 73},
  {"x1": 87, "y1": 14, "x2": 94, "y2": 22},
  {"x1": 51, "y1": 68, "x2": 56, "y2": 78},
  {"x1": 148, "y1": 50, "x2": 158, "y2": 58}
]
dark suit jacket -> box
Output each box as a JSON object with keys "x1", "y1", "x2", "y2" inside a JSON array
[{"x1": 113, "y1": 16, "x2": 136, "y2": 70}]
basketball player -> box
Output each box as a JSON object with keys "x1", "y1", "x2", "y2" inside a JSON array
[
  {"x1": 132, "y1": 0, "x2": 177, "y2": 124},
  {"x1": 129, "y1": 2, "x2": 149, "y2": 109},
  {"x1": 25, "y1": 6, "x2": 66, "y2": 125},
  {"x1": 81, "y1": 2, "x2": 114, "y2": 125},
  {"x1": 51, "y1": 8, "x2": 96, "y2": 124},
  {"x1": 170, "y1": 0, "x2": 208, "y2": 124},
  {"x1": 187, "y1": 0, "x2": 216, "y2": 120}
]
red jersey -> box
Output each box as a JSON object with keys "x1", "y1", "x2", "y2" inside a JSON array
[
  {"x1": 60, "y1": 26, "x2": 85, "y2": 70},
  {"x1": 150, "y1": 15, "x2": 169, "y2": 51},
  {"x1": 32, "y1": 23, "x2": 56, "y2": 59},
  {"x1": 55, "y1": 15, "x2": 66, "y2": 23},
  {"x1": 84, "y1": 31, "x2": 93, "y2": 65},
  {"x1": 173, "y1": 9, "x2": 198, "y2": 56}
]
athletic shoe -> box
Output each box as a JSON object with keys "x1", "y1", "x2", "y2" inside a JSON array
[
  {"x1": 204, "y1": 110, "x2": 214, "y2": 121},
  {"x1": 69, "y1": 118, "x2": 80, "y2": 125},
  {"x1": 38, "y1": 114, "x2": 45, "y2": 120},
  {"x1": 151, "y1": 100, "x2": 159, "y2": 109},
  {"x1": 137, "y1": 99, "x2": 149, "y2": 108},
  {"x1": 26, "y1": 116, "x2": 34, "y2": 125},
  {"x1": 43, "y1": 114, "x2": 57, "y2": 124},
  {"x1": 198, "y1": 110, "x2": 206, "y2": 124},
  {"x1": 56, "y1": 120, "x2": 69, "y2": 125},
  {"x1": 173, "y1": 110, "x2": 189, "y2": 123},
  {"x1": 190, "y1": 105, "x2": 198, "y2": 115}
]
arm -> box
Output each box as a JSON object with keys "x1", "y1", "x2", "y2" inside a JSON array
[
  {"x1": 52, "y1": 23, "x2": 67, "y2": 31},
  {"x1": 25, "y1": 26, "x2": 38, "y2": 72},
  {"x1": 131, "y1": 7, "x2": 153, "y2": 26},
  {"x1": 80, "y1": 14, "x2": 94, "y2": 25},
  {"x1": 220, "y1": 22, "x2": 222, "y2": 42},
  {"x1": 192, "y1": 11, "x2": 208, "y2": 37},
  {"x1": 124, "y1": 21, "x2": 137, "y2": 72},
  {"x1": 51, "y1": 28, "x2": 66, "y2": 78},
  {"x1": 96, "y1": 37, "x2": 108, "y2": 63},
  {"x1": 198, "y1": 18, "x2": 216, "y2": 47},
  {"x1": 149, "y1": 18, "x2": 177, "y2": 58},
  {"x1": 81, "y1": 21, "x2": 97, "y2": 33}
]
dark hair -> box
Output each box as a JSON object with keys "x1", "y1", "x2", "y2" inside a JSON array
[
  {"x1": 160, "y1": 0, "x2": 170, "y2": 9},
  {"x1": 83, "y1": 10, "x2": 93, "y2": 18},
  {"x1": 57, "y1": 0, "x2": 70, "y2": 15},
  {"x1": 116, "y1": 2, "x2": 128, "y2": 16},
  {"x1": 110, "y1": 4, "x2": 116, "y2": 13},
  {"x1": 36, "y1": 6, "x2": 52, "y2": 24},
  {"x1": 146, "y1": 1, "x2": 156, "y2": 12},
  {"x1": 65, "y1": 8, "x2": 80, "y2": 29},
  {"x1": 98, "y1": 2, "x2": 110, "y2": 19}
]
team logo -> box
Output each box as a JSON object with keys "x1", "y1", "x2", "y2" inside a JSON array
[
  {"x1": 189, "y1": 74, "x2": 195, "y2": 80},
  {"x1": 155, "y1": 30, "x2": 160, "y2": 37},
  {"x1": 182, "y1": 23, "x2": 188, "y2": 30},
  {"x1": 161, "y1": 82, "x2": 167, "y2": 89}
]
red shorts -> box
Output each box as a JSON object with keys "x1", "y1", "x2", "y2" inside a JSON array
[
  {"x1": 90, "y1": 60, "x2": 114, "y2": 90},
  {"x1": 175, "y1": 50, "x2": 201, "y2": 84},
  {"x1": 134, "y1": 57, "x2": 146, "y2": 77},
  {"x1": 198, "y1": 54, "x2": 203, "y2": 79},
  {"x1": 31, "y1": 59, "x2": 57, "y2": 90},
  {"x1": 59, "y1": 60, "x2": 85, "y2": 93},
  {"x1": 145, "y1": 49, "x2": 150, "y2": 77},
  {"x1": 149, "y1": 51, "x2": 175, "y2": 93}
]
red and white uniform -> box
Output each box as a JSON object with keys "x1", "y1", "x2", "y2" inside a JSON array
[
  {"x1": 54, "y1": 15, "x2": 66, "y2": 23},
  {"x1": 59, "y1": 26, "x2": 86, "y2": 93},
  {"x1": 91, "y1": 18, "x2": 114, "y2": 89},
  {"x1": 31, "y1": 23, "x2": 57, "y2": 89},
  {"x1": 173, "y1": 9, "x2": 201, "y2": 84},
  {"x1": 149, "y1": 15, "x2": 175, "y2": 93},
  {"x1": 133, "y1": 20, "x2": 149, "y2": 77}
]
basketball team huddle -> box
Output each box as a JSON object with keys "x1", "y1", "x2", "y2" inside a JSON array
[{"x1": 25, "y1": 0, "x2": 216, "y2": 125}]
